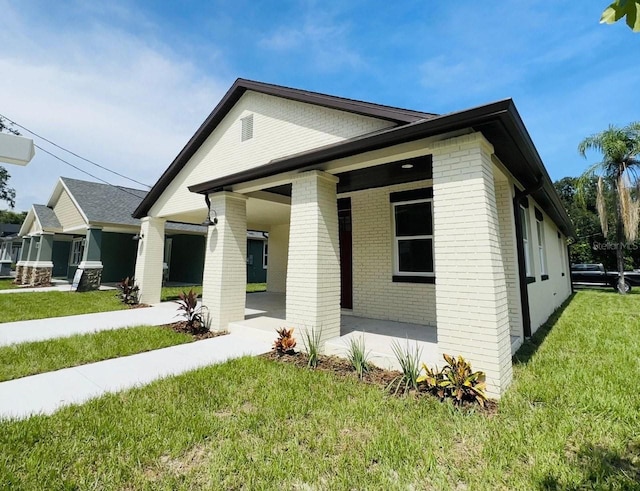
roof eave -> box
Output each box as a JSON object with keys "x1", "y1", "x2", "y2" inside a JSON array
[{"x1": 186, "y1": 99, "x2": 574, "y2": 237}]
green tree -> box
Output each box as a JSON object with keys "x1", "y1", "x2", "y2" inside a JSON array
[
  {"x1": 577, "y1": 122, "x2": 640, "y2": 293},
  {"x1": 601, "y1": 0, "x2": 640, "y2": 32},
  {"x1": 0, "y1": 116, "x2": 19, "y2": 209},
  {"x1": 0, "y1": 210, "x2": 26, "y2": 224}
]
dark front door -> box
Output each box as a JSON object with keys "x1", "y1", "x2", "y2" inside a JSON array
[{"x1": 338, "y1": 198, "x2": 353, "y2": 309}]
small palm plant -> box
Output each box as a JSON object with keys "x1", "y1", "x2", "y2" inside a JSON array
[
  {"x1": 388, "y1": 340, "x2": 423, "y2": 395},
  {"x1": 301, "y1": 326, "x2": 322, "y2": 368},
  {"x1": 346, "y1": 335, "x2": 370, "y2": 379}
]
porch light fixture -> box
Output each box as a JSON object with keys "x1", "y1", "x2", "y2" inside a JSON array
[
  {"x1": 132, "y1": 233, "x2": 143, "y2": 241},
  {"x1": 401, "y1": 163, "x2": 414, "y2": 169},
  {"x1": 202, "y1": 194, "x2": 218, "y2": 227}
]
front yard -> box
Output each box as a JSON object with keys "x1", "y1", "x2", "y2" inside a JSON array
[
  {"x1": 0, "y1": 283, "x2": 268, "y2": 323},
  {"x1": 0, "y1": 290, "x2": 638, "y2": 489},
  {"x1": 0, "y1": 326, "x2": 195, "y2": 382}
]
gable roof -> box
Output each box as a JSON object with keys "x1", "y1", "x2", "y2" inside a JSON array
[
  {"x1": 57, "y1": 177, "x2": 147, "y2": 227},
  {"x1": 33, "y1": 204, "x2": 62, "y2": 230},
  {"x1": 133, "y1": 78, "x2": 438, "y2": 218},
  {"x1": 36, "y1": 177, "x2": 204, "y2": 234}
]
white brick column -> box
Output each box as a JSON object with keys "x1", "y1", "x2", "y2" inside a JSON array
[
  {"x1": 432, "y1": 133, "x2": 512, "y2": 397},
  {"x1": 286, "y1": 170, "x2": 340, "y2": 345},
  {"x1": 202, "y1": 192, "x2": 248, "y2": 331},
  {"x1": 134, "y1": 217, "x2": 165, "y2": 305},
  {"x1": 266, "y1": 222, "x2": 289, "y2": 293}
]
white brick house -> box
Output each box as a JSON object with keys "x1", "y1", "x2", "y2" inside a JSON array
[{"x1": 133, "y1": 79, "x2": 574, "y2": 397}]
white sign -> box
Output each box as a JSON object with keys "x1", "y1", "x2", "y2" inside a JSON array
[{"x1": 71, "y1": 268, "x2": 84, "y2": 292}]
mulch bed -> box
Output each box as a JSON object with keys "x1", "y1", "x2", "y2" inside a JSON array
[
  {"x1": 262, "y1": 350, "x2": 498, "y2": 415},
  {"x1": 166, "y1": 321, "x2": 228, "y2": 341}
]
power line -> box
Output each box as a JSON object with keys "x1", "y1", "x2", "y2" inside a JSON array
[
  {"x1": 34, "y1": 144, "x2": 148, "y2": 201},
  {"x1": 0, "y1": 113, "x2": 152, "y2": 189}
]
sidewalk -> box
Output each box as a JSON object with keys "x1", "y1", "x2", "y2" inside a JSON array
[
  {"x1": 0, "y1": 302, "x2": 180, "y2": 347},
  {"x1": 0, "y1": 331, "x2": 272, "y2": 420},
  {"x1": 0, "y1": 284, "x2": 116, "y2": 294}
]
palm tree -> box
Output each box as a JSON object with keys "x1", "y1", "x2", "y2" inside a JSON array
[{"x1": 577, "y1": 122, "x2": 640, "y2": 294}]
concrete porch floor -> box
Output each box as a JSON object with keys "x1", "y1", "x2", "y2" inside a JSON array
[
  {"x1": 239, "y1": 292, "x2": 440, "y2": 371},
  {"x1": 238, "y1": 292, "x2": 524, "y2": 371}
]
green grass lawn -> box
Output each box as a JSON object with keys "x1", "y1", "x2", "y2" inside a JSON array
[
  {"x1": 0, "y1": 326, "x2": 193, "y2": 382},
  {"x1": 1, "y1": 290, "x2": 639, "y2": 489},
  {"x1": 0, "y1": 290, "x2": 127, "y2": 323},
  {"x1": 161, "y1": 283, "x2": 266, "y2": 301},
  {"x1": 0, "y1": 279, "x2": 18, "y2": 290}
]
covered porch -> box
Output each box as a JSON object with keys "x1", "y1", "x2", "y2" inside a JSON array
[{"x1": 136, "y1": 132, "x2": 523, "y2": 397}]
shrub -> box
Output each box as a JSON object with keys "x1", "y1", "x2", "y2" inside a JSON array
[
  {"x1": 273, "y1": 327, "x2": 296, "y2": 356},
  {"x1": 418, "y1": 354, "x2": 487, "y2": 407},
  {"x1": 116, "y1": 277, "x2": 139, "y2": 305},
  {"x1": 346, "y1": 335, "x2": 370, "y2": 379},
  {"x1": 301, "y1": 326, "x2": 322, "y2": 368},
  {"x1": 175, "y1": 289, "x2": 207, "y2": 333},
  {"x1": 388, "y1": 340, "x2": 422, "y2": 395}
]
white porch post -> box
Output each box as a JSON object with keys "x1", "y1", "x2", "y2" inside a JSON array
[
  {"x1": 432, "y1": 133, "x2": 513, "y2": 397},
  {"x1": 134, "y1": 217, "x2": 165, "y2": 305},
  {"x1": 266, "y1": 222, "x2": 289, "y2": 293},
  {"x1": 286, "y1": 170, "x2": 340, "y2": 345},
  {"x1": 201, "y1": 192, "x2": 248, "y2": 331}
]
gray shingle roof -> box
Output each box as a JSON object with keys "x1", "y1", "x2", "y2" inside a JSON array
[
  {"x1": 33, "y1": 204, "x2": 62, "y2": 230},
  {"x1": 61, "y1": 177, "x2": 147, "y2": 227},
  {"x1": 59, "y1": 177, "x2": 205, "y2": 234}
]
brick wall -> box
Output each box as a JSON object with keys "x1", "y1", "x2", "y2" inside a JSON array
[
  {"x1": 494, "y1": 176, "x2": 523, "y2": 338},
  {"x1": 286, "y1": 171, "x2": 341, "y2": 343},
  {"x1": 134, "y1": 217, "x2": 165, "y2": 305},
  {"x1": 150, "y1": 91, "x2": 395, "y2": 218},
  {"x1": 341, "y1": 179, "x2": 437, "y2": 326},
  {"x1": 432, "y1": 133, "x2": 513, "y2": 397},
  {"x1": 201, "y1": 192, "x2": 248, "y2": 331}
]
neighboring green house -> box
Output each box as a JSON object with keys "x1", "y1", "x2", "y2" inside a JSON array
[{"x1": 16, "y1": 177, "x2": 206, "y2": 289}]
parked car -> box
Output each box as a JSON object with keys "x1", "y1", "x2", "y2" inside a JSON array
[{"x1": 570, "y1": 263, "x2": 640, "y2": 293}]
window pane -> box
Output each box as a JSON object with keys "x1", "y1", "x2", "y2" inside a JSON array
[
  {"x1": 520, "y1": 208, "x2": 528, "y2": 240},
  {"x1": 398, "y1": 239, "x2": 433, "y2": 273},
  {"x1": 395, "y1": 202, "x2": 432, "y2": 236}
]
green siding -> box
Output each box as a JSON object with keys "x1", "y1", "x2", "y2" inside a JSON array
[
  {"x1": 101, "y1": 232, "x2": 138, "y2": 283},
  {"x1": 51, "y1": 241, "x2": 70, "y2": 277},
  {"x1": 168, "y1": 235, "x2": 205, "y2": 284},
  {"x1": 247, "y1": 239, "x2": 267, "y2": 283}
]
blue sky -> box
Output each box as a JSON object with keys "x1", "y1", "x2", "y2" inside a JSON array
[{"x1": 0, "y1": 0, "x2": 637, "y2": 211}]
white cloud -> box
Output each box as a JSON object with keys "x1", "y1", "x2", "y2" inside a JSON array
[
  {"x1": 0, "y1": 2, "x2": 228, "y2": 211},
  {"x1": 259, "y1": 17, "x2": 364, "y2": 72}
]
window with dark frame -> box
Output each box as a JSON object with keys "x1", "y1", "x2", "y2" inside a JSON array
[
  {"x1": 520, "y1": 205, "x2": 533, "y2": 277},
  {"x1": 392, "y1": 198, "x2": 434, "y2": 277}
]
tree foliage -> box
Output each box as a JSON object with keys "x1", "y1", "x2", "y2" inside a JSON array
[
  {"x1": 0, "y1": 209, "x2": 25, "y2": 224},
  {"x1": 0, "y1": 116, "x2": 19, "y2": 209},
  {"x1": 576, "y1": 122, "x2": 640, "y2": 292},
  {"x1": 601, "y1": 0, "x2": 640, "y2": 32}
]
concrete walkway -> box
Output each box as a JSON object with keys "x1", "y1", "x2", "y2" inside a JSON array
[
  {"x1": 0, "y1": 302, "x2": 181, "y2": 347},
  {"x1": 0, "y1": 331, "x2": 271, "y2": 420},
  {"x1": 0, "y1": 284, "x2": 116, "y2": 294}
]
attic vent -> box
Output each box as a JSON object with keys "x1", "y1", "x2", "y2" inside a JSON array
[{"x1": 241, "y1": 114, "x2": 254, "y2": 142}]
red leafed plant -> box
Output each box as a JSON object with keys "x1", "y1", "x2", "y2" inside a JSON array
[{"x1": 273, "y1": 327, "x2": 296, "y2": 356}]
